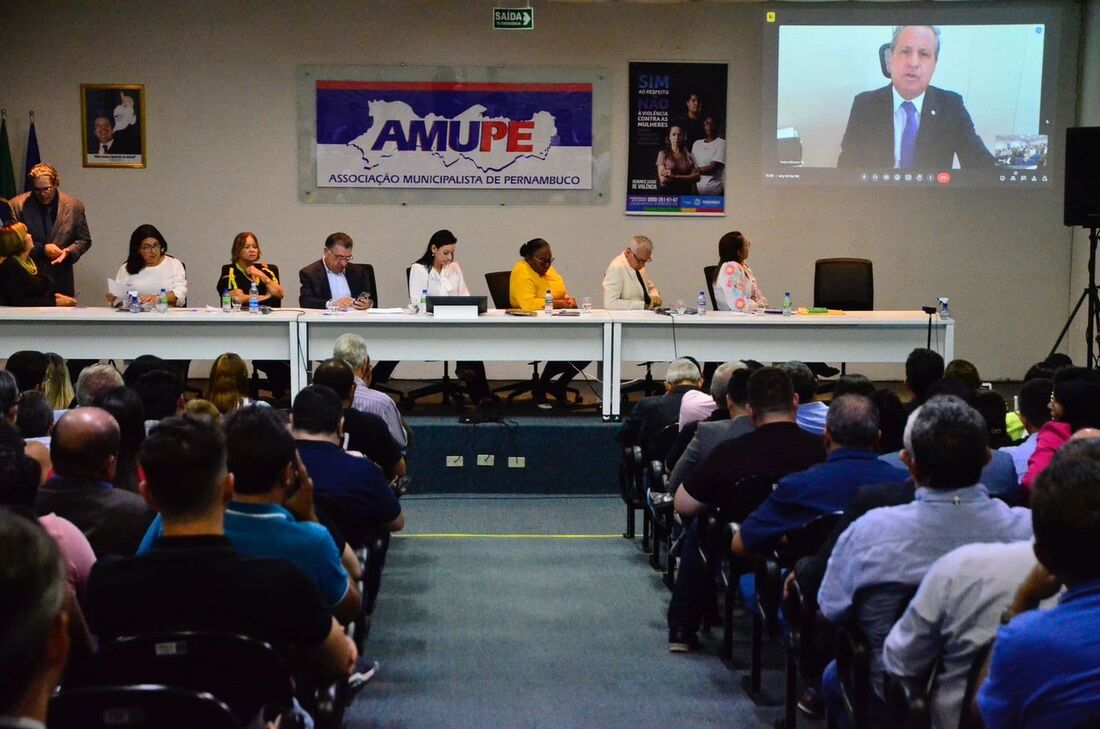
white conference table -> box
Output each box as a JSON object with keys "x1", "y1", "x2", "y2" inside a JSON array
[
  {"x1": 611, "y1": 309, "x2": 954, "y2": 418},
  {"x1": 0, "y1": 307, "x2": 952, "y2": 421},
  {"x1": 0, "y1": 307, "x2": 305, "y2": 394},
  {"x1": 299, "y1": 309, "x2": 616, "y2": 418}
]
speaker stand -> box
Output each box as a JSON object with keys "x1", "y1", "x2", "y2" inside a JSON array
[{"x1": 1049, "y1": 227, "x2": 1100, "y2": 369}]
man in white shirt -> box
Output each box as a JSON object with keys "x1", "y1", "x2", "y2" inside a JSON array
[
  {"x1": 602, "y1": 236, "x2": 662, "y2": 311},
  {"x1": 691, "y1": 115, "x2": 725, "y2": 195}
]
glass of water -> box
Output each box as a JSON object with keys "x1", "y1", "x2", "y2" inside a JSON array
[
  {"x1": 676, "y1": 299, "x2": 686, "y2": 315},
  {"x1": 581, "y1": 296, "x2": 592, "y2": 313}
]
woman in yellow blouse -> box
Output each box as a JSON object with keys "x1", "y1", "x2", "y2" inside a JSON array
[{"x1": 508, "y1": 238, "x2": 588, "y2": 407}]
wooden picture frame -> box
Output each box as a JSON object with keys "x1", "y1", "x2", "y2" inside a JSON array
[{"x1": 81, "y1": 84, "x2": 146, "y2": 168}]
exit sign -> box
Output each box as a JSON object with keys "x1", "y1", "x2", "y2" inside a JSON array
[{"x1": 494, "y1": 7, "x2": 534, "y2": 30}]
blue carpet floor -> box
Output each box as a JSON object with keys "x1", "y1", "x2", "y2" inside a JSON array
[{"x1": 344, "y1": 495, "x2": 815, "y2": 728}]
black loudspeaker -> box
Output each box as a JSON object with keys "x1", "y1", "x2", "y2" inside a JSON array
[{"x1": 1065, "y1": 127, "x2": 1100, "y2": 227}]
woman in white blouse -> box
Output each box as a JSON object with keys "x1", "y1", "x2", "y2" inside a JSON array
[
  {"x1": 712, "y1": 230, "x2": 767, "y2": 313},
  {"x1": 106, "y1": 224, "x2": 188, "y2": 307},
  {"x1": 408, "y1": 229, "x2": 491, "y2": 404}
]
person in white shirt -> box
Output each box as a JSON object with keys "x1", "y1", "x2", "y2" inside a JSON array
[
  {"x1": 407, "y1": 229, "x2": 490, "y2": 403},
  {"x1": 691, "y1": 115, "x2": 725, "y2": 196},
  {"x1": 106, "y1": 224, "x2": 187, "y2": 307},
  {"x1": 602, "y1": 235, "x2": 661, "y2": 311}
]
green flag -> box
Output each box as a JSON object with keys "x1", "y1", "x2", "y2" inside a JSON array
[{"x1": 0, "y1": 117, "x2": 15, "y2": 200}]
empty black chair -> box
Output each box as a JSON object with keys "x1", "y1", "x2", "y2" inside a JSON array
[
  {"x1": 619, "y1": 445, "x2": 646, "y2": 539},
  {"x1": 814, "y1": 258, "x2": 873, "y2": 312},
  {"x1": 49, "y1": 685, "x2": 241, "y2": 729},
  {"x1": 82, "y1": 632, "x2": 295, "y2": 726}
]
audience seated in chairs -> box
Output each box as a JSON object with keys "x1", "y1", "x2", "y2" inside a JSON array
[
  {"x1": 1000, "y1": 377, "x2": 1052, "y2": 483},
  {"x1": 134, "y1": 405, "x2": 364, "y2": 627},
  {"x1": 92, "y1": 386, "x2": 146, "y2": 494},
  {"x1": 731, "y1": 394, "x2": 908, "y2": 562},
  {"x1": 43, "y1": 352, "x2": 75, "y2": 411},
  {"x1": 1021, "y1": 366, "x2": 1100, "y2": 495},
  {"x1": 0, "y1": 507, "x2": 84, "y2": 729},
  {"x1": 0, "y1": 441, "x2": 97, "y2": 599},
  {"x1": 312, "y1": 358, "x2": 407, "y2": 483},
  {"x1": 816, "y1": 395, "x2": 1033, "y2": 729},
  {"x1": 975, "y1": 437, "x2": 1100, "y2": 728},
  {"x1": 782, "y1": 360, "x2": 828, "y2": 436},
  {"x1": 4, "y1": 349, "x2": 49, "y2": 392},
  {"x1": 668, "y1": 366, "x2": 825, "y2": 652},
  {"x1": 664, "y1": 361, "x2": 743, "y2": 473},
  {"x1": 667, "y1": 366, "x2": 755, "y2": 492},
  {"x1": 15, "y1": 390, "x2": 53, "y2": 439},
  {"x1": 291, "y1": 384, "x2": 405, "y2": 551},
  {"x1": 333, "y1": 333, "x2": 409, "y2": 451},
  {"x1": 883, "y1": 539, "x2": 1041, "y2": 729},
  {"x1": 130, "y1": 369, "x2": 186, "y2": 430},
  {"x1": 35, "y1": 408, "x2": 154, "y2": 557},
  {"x1": 73, "y1": 363, "x2": 124, "y2": 408},
  {"x1": 84, "y1": 415, "x2": 357, "y2": 694},
  {"x1": 903, "y1": 348, "x2": 945, "y2": 414},
  {"x1": 617, "y1": 357, "x2": 703, "y2": 458}
]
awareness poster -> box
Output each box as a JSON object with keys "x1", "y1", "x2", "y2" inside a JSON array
[
  {"x1": 626, "y1": 62, "x2": 728, "y2": 215},
  {"x1": 316, "y1": 80, "x2": 593, "y2": 190}
]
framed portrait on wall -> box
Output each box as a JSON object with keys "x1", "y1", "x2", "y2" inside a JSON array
[{"x1": 81, "y1": 84, "x2": 145, "y2": 168}]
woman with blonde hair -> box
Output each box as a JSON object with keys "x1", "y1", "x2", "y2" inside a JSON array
[
  {"x1": 0, "y1": 223, "x2": 77, "y2": 306},
  {"x1": 206, "y1": 353, "x2": 260, "y2": 414},
  {"x1": 215, "y1": 231, "x2": 284, "y2": 307},
  {"x1": 42, "y1": 353, "x2": 75, "y2": 410}
]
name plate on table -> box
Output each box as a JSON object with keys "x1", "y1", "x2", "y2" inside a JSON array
[{"x1": 426, "y1": 295, "x2": 487, "y2": 320}]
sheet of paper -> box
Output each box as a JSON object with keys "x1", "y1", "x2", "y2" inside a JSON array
[{"x1": 107, "y1": 278, "x2": 128, "y2": 300}]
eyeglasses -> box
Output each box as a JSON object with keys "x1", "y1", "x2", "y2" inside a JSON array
[
  {"x1": 139, "y1": 244, "x2": 161, "y2": 252},
  {"x1": 325, "y1": 249, "x2": 353, "y2": 263},
  {"x1": 33, "y1": 186, "x2": 54, "y2": 194},
  {"x1": 531, "y1": 256, "x2": 554, "y2": 265}
]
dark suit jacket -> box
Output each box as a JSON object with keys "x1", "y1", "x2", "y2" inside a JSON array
[
  {"x1": 0, "y1": 256, "x2": 56, "y2": 306},
  {"x1": 837, "y1": 84, "x2": 994, "y2": 170},
  {"x1": 8, "y1": 190, "x2": 91, "y2": 297},
  {"x1": 88, "y1": 127, "x2": 140, "y2": 155},
  {"x1": 35, "y1": 475, "x2": 155, "y2": 557},
  {"x1": 298, "y1": 259, "x2": 376, "y2": 309},
  {"x1": 616, "y1": 385, "x2": 696, "y2": 454}
]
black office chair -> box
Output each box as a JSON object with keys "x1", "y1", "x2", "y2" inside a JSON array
[
  {"x1": 703, "y1": 265, "x2": 719, "y2": 310},
  {"x1": 814, "y1": 258, "x2": 873, "y2": 312},
  {"x1": 402, "y1": 266, "x2": 465, "y2": 408},
  {"x1": 49, "y1": 685, "x2": 241, "y2": 729},
  {"x1": 82, "y1": 632, "x2": 296, "y2": 726},
  {"x1": 814, "y1": 258, "x2": 873, "y2": 377}
]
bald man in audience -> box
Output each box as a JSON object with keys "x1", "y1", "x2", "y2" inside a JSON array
[{"x1": 34, "y1": 408, "x2": 153, "y2": 556}]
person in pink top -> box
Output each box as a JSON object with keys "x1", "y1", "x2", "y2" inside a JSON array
[
  {"x1": 1022, "y1": 367, "x2": 1100, "y2": 494},
  {"x1": 0, "y1": 439, "x2": 96, "y2": 597}
]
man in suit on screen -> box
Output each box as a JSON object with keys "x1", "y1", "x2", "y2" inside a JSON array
[{"x1": 837, "y1": 25, "x2": 994, "y2": 170}]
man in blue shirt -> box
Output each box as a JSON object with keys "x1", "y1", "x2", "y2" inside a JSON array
[
  {"x1": 977, "y1": 439, "x2": 1100, "y2": 729},
  {"x1": 136, "y1": 406, "x2": 362, "y2": 626},
  {"x1": 292, "y1": 385, "x2": 404, "y2": 551},
  {"x1": 817, "y1": 396, "x2": 1032, "y2": 729},
  {"x1": 732, "y1": 394, "x2": 908, "y2": 558}
]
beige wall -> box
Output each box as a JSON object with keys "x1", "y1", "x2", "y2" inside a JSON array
[{"x1": 1, "y1": 0, "x2": 1090, "y2": 378}]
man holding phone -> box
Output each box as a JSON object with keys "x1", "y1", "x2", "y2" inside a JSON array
[{"x1": 299, "y1": 231, "x2": 377, "y2": 310}]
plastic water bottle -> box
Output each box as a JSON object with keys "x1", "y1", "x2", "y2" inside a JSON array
[
  {"x1": 783, "y1": 291, "x2": 792, "y2": 316},
  {"x1": 696, "y1": 291, "x2": 706, "y2": 316},
  {"x1": 937, "y1": 297, "x2": 952, "y2": 321},
  {"x1": 221, "y1": 289, "x2": 231, "y2": 313},
  {"x1": 420, "y1": 288, "x2": 428, "y2": 314},
  {"x1": 544, "y1": 289, "x2": 553, "y2": 315},
  {"x1": 156, "y1": 288, "x2": 168, "y2": 314},
  {"x1": 128, "y1": 290, "x2": 141, "y2": 313},
  {"x1": 248, "y1": 281, "x2": 260, "y2": 314}
]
